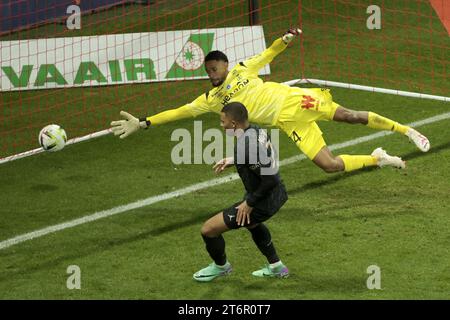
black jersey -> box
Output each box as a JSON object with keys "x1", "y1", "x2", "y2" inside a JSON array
[{"x1": 234, "y1": 125, "x2": 288, "y2": 213}]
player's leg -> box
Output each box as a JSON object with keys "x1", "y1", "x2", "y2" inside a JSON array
[
  {"x1": 313, "y1": 144, "x2": 406, "y2": 172},
  {"x1": 201, "y1": 211, "x2": 230, "y2": 238},
  {"x1": 247, "y1": 223, "x2": 289, "y2": 278},
  {"x1": 333, "y1": 106, "x2": 430, "y2": 152},
  {"x1": 193, "y1": 212, "x2": 233, "y2": 282},
  {"x1": 283, "y1": 121, "x2": 405, "y2": 172},
  {"x1": 278, "y1": 91, "x2": 405, "y2": 172},
  {"x1": 283, "y1": 121, "x2": 363, "y2": 173},
  {"x1": 312, "y1": 145, "x2": 346, "y2": 173},
  {"x1": 333, "y1": 106, "x2": 405, "y2": 129},
  {"x1": 313, "y1": 145, "x2": 382, "y2": 173}
]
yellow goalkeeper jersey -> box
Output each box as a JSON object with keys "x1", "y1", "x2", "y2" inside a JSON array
[{"x1": 148, "y1": 38, "x2": 293, "y2": 126}]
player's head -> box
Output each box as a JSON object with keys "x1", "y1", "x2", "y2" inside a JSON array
[
  {"x1": 205, "y1": 50, "x2": 229, "y2": 87},
  {"x1": 220, "y1": 102, "x2": 249, "y2": 136}
]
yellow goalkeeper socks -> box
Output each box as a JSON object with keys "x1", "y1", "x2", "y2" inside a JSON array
[
  {"x1": 338, "y1": 155, "x2": 378, "y2": 172},
  {"x1": 367, "y1": 112, "x2": 409, "y2": 134}
]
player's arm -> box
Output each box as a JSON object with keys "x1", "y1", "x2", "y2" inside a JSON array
[
  {"x1": 245, "y1": 171, "x2": 280, "y2": 207},
  {"x1": 145, "y1": 105, "x2": 193, "y2": 126},
  {"x1": 236, "y1": 153, "x2": 280, "y2": 226},
  {"x1": 110, "y1": 92, "x2": 210, "y2": 139},
  {"x1": 242, "y1": 28, "x2": 302, "y2": 72},
  {"x1": 237, "y1": 171, "x2": 280, "y2": 224},
  {"x1": 213, "y1": 157, "x2": 234, "y2": 174},
  {"x1": 245, "y1": 136, "x2": 280, "y2": 207}
]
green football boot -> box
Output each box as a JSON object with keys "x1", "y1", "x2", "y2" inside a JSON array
[
  {"x1": 193, "y1": 262, "x2": 232, "y2": 282},
  {"x1": 252, "y1": 264, "x2": 289, "y2": 278}
]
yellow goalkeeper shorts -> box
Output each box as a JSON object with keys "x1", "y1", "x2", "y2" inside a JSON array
[{"x1": 276, "y1": 87, "x2": 340, "y2": 160}]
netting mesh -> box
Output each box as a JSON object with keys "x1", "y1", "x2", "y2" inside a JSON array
[
  {"x1": 299, "y1": 0, "x2": 449, "y2": 96},
  {"x1": 1, "y1": 0, "x2": 448, "y2": 159},
  {"x1": 0, "y1": 0, "x2": 301, "y2": 157}
]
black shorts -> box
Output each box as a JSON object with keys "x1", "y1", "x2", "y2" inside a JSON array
[{"x1": 222, "y1": 201, "x2": 278, "y2": 229}]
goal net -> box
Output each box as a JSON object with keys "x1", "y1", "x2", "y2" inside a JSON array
[{"x1": 1, "y1": 0, "x2": 448, "y2": 162}]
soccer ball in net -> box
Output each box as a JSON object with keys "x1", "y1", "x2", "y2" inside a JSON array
[{"x1": 38, "y1": 124, "x2": 67, "y2": 152}]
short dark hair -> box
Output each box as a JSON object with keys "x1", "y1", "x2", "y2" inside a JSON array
[
  {"x1": 221, "y1": 102, "x2": 248, "y2": 123},
  {"x1": 205, "y1": 50, "x2": 229, "y2": 63}
]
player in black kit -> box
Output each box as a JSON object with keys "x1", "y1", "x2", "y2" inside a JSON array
[{"x1": 193, "y1": 102, "x2": 289, "y2": 282}]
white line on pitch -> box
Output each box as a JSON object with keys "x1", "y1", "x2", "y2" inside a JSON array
[{"x1": 1, "y1": 111, "x2": 449, "y2": 250}]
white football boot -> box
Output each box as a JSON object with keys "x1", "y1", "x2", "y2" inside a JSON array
[
  {"x1": 371, "y1": 147, "x2": 406, "y2": 169},
  {"x1": 406, "y1": 128, "x2": 430, "y2": 152}
]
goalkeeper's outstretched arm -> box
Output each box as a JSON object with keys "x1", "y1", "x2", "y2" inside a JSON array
[
  {"x1": 110, "y1": 105, "x2": 194, "y2": 139},
  {"x1": 243, "y1": 28, "x2": 302, "y2": 72},
  {"x1": 146, "y1": 105, "x2": 194, "y2": 126},
  {"x1": 110, "y1": 92, "x2": 210, "y2": 139}
]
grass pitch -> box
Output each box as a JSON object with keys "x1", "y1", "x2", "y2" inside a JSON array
[{"x1": 0, "y1": 1, "x2": 449, "y2": 299}]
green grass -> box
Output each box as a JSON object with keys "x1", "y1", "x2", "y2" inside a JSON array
[
  {"x1": 1, "y1": 113, "x2": 449, "y2": 299},
  {"x1": 0, "y1": 1, "x2": 449, "y2": 299}
]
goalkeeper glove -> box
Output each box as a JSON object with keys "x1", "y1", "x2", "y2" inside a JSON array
[
  {"x1": 282, "y1": 28, "x2": 302, "y2": 44},
  {"x1": 110, "y1": 111, "x2": 149, "y2": 139}
]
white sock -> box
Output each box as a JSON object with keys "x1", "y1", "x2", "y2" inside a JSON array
[{"x1": 270, "y1": 261, "x2": 283, "y2": 269}]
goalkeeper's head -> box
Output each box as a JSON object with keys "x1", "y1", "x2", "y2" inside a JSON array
[
  {"x1": 220, "y1": 102, "x2": 249, "y2": 136},
  {"x1": 205, "y1": 50, "x2": 229, "y2": 87}
]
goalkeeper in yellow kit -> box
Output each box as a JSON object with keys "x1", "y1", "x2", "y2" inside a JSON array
[{"x1": 111, "y1": 28, "x2": 430, "y2": 173}]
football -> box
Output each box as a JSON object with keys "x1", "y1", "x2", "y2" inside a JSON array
[{"x1": 38, "y1": 124, "x2": 67, "y2": 152}]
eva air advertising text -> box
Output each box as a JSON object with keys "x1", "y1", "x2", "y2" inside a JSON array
[{"x1": 0, "y1": 26, "x2": 269, "y2": 91}]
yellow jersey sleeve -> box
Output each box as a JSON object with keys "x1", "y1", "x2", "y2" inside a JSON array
[
  {"x1": 183, "y1": 92, "x2": 211, "y2": 118},
  {"x1": 241, "y1": 38, "x2": 288, "y2": 73},
  {"x1": 146, "y1": 92, "x2": 210, "y2": 125}
]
